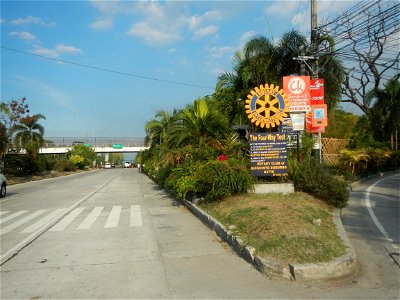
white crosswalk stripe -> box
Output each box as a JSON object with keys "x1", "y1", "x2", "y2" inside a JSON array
[
  {"x1": 77, "y1": 206, "x2": 104, "y2": 230},
  {"x1": 130, "y1": 205, "x2": 142, "y2": 227},
  {"x1": 0, "y1": 205, "x2": 142, "y2": 234},
  {"x1": 49, "y1": 207, "x2": 85, "y2": 232},
  {"x1": 0, "y1": 210, "x2": 28, "y2": 224},
  {"x1": 104, "y1": 206, "x2": 122, "y2": 228},
  {"x1": 21, "y1": 209, "x2": 66, "y2": 233},
  {"x1": 0, "y1": 210, "x2": 47, "y2": 235}
]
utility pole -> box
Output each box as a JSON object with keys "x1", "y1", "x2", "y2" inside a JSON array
[{"x1": 310, "y1": 0, "x2": 322, "y2": 163}]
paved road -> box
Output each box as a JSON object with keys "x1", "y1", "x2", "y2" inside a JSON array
[{"x1": 1, "y1": 169, "x2": 399, "y2": 299}]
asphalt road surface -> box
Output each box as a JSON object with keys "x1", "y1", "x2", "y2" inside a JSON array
[{"x1": 1, "y1": 169, "x2": 399, "y2": 299}]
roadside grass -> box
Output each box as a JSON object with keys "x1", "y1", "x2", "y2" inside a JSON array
[{"x1": 199, "y1": 192, "x2": 346, "y2": 265}]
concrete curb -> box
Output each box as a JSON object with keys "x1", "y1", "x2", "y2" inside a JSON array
[{"x1": 185, "y1": 201, "x2": 357, "y2": 281}]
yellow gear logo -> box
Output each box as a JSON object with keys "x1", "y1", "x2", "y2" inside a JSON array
[{"x1": 245, "y1": 83, "x2": 289, "y2": 128}]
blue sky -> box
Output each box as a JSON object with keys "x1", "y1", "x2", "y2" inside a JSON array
[{"x1": 1, "y1": 0, "x2": 355, "y2": 138}]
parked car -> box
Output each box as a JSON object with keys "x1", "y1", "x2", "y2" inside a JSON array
[
  {"x1": 0, "y1": 174, "x2": 7, "y2": 198},
  {"x1": 104, "y1": 162, "x2": 112, "y2": 169}
]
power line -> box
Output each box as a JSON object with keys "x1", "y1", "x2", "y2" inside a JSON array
[{"x1": 1, "y1": 46, "x2": 214, "y2": 90}]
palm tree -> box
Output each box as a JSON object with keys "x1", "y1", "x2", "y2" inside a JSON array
[
  {"x1": 11, "y1": 113, "x2": 46, "y2": 158},
  {"x1": 168, "y1": 98, "x2": 231, "y2": 148},
  {"x1": 144, "y1": 110, "x2": 174, "y2": 147}
]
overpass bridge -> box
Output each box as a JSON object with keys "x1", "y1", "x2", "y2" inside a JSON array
[{"x1": 40, "y1": 137, "x2": 148, "y2": 154}]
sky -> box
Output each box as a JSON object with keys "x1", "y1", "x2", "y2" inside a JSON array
[{"x1": 1, "y1": 0, "x2": 356, "y2": 138}]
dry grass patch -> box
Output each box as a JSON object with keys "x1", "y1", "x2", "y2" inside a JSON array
[{"x1": 199, "y1": 192, "x2": 346, "y2": 265}]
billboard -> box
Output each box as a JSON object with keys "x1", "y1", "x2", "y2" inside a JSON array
[
  {"x1": 306, "y1": 79, "x2": 326, "y2": 133},
  {"x1": 283, "y1": 76, "x2": 310, "y2": 112}
]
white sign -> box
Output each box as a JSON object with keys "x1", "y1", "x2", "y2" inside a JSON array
[{"x1": 290, "y1": 113, "x2": 306, "y2": 131}]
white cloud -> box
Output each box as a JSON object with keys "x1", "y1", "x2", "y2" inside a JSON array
[
  {"x1": 32, "y1": 44, "x2": 82, "y2": 58},
  {"x1": 8, "y1": 31, "x2": 37, "y2": 42},
  {"x1": 10, "y1": 15, "x2": 55, "y2": 27},
  {"x1": 128, "y1": 22, "x2": 181, "y2": 46},
  {"x1": 90, "y1": 18, "x2": 113, "y2": 31},
  {"x1": 193, "y1": 25, "x2": 218, "y2": 40},
  {"x1": 240, "y1": 31, "x2": 256, "y2": 44},
  {"x1": 208, "y1": 46, "x2": 235, "y2": 58},
  {"x1": 263, "y1": 1, "x2": 298, "y2": 17}
]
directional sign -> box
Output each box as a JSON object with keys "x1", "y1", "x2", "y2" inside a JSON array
[{"x1": 112, "y1": 144, "x2": 124, "y2": 149}]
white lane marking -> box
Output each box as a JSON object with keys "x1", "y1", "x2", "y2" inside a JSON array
[
  {"x1": 0, "y1": 174, "x2": 117, "y2": 265},
  {"x1": 130, "y1": 205, "x2": 142, "y2": 227},
  {"x1": 21, "y1": 209, "x2": 66, "y2": 233},
  {"x1": 0, "y1": 210, "x2": 28, "y2": 224},
  {"x1": 0, "y1": 210, "x2": 47, "y2": 235},
  {"x1": 0, "y1": 211, "x2": 10, "y2": 216},
  {"x1": 104, "y1": 206, "x2": 122, "y2": 228},
  {"x1": 365, "y1": 174, "x2": 398, "y2": 247},
  {"x1": 49, "y1": 207, "x2": 85, "y2": 232},
  {"x1": 77, "y1": 206, "x2": 104, "y2": 230}
]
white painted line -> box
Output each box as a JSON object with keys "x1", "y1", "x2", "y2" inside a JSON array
[
  {"x1": 21, "y1": 209, "x2": 66, "y2": 233},
  {"x1": 104, "y1": 206, "x2": 122, "y2": 228},
  {"x1": 49, "y1": 207, "x2": 85, "y2": 232},
  {"x1": 130, "y1": 205, "x2": 142, "y2": 227},
  {"x1": 0, "y1": 210, "x2": 47, "y2": 235},
  {"x1": 77, "y1": 206, "x2": 104, "y2": 230},
  {"x1": 365, "y1": 174, "x2": 398, "y2": 246},
  {"x1": 0, "y1": 210, "x2": 28, "y2": 224},
  {"x1": 0, "y1": 174, "x2": 117, "y2": 265},
  {"x1": 0, "y1": 211, "x2": 10, "y2": 216}
]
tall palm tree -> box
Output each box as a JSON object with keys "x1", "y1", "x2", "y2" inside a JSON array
[{"x1": 11, "y1": 113, "x2": 46, "y2": 157}]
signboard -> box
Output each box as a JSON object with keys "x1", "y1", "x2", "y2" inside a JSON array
[
  {"x1": 311, "y1": 104, "x2": 328, "y2": 127},
  {"x1": 283, "y1": 76, "x2": 310, "y2": 112},
  {"x1": 249, "y1": 133, "x2": 288, "y2": 177},
  {"x1": 307, "y1": 79, "x2": 325, "y2": 133},
  {"x1": 112, "y1": 144, "x2": 124, "y2": 149},
  {"x1": 245, "y1": 83, "x2": 289, "y2": 128},
  {"x1": 290, "y1": 112, "x2": 306, "y2": 131},
  {"x1": 280, "y1": 118, "x2": 300, "y2": 148}
]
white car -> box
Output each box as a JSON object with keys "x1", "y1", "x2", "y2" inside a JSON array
[
  {"x1": 0, "y1": 174, "x2": 6, "y2": 198},
  {"x1": 124, "y1": 162, "x2": 132, "y2": 168},
  {"x1": 104, "y1": 162, "x2": 112, "y2": 169}
]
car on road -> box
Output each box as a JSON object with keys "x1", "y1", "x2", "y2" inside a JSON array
[
  {"x1": 124, "y1": 161, "x2": 132, "y2": 168},
  {"x1": 0, "y1": 174, "x2": 7, "y2": 198},
  {"x1": 104, "y1": 162, "x2": 112, "y2": 169}
]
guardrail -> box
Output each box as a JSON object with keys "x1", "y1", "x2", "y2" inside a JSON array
[{"x1": 43, "y1": 137, "x2": 146, "y2": 148}]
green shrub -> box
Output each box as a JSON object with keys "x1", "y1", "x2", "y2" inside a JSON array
[
  {"x1": 54, "y1": 159, "x2": 77, "y2": 172},
  {"x1": 294, "y1": 158, "x2": 349, "y2": 208},
  {"x1": 154, "y1": 164, "x2": 173, "y2": 188},
  {"x1": 197, "y1": 158, "x2": 256, "y2": 202}
]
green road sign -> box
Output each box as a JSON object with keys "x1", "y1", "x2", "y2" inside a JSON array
[
  {"x1": 112, "y1": 144, "x2": 124, "y2": 149},
  {"x1": 84, "y1": 144, "x2": 92, "y2": 147}
]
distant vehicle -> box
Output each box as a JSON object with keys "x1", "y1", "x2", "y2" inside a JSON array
[
  {"x1": 0, "y1": 174, "x2": 7, "y2": 198},
  {"x1": 104, "y1": 162, "x2": 112, "y2": 169},
  {"x1": 124, "y1": 162, "x2": 132, "y2": 168}
]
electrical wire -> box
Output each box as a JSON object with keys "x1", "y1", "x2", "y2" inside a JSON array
[{"x1": 1, "y1": 46, "x2": 214, "y2": 90}]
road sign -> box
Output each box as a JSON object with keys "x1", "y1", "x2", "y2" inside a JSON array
[{"x1": 112, "y1": 144, "x2": 124, "y2": 149}]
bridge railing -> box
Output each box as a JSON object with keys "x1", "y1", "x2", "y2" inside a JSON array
[{"x1": 43, "y1": 137, "x2": 146, "y2": 148}]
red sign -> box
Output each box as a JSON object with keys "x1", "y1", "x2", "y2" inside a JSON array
[
  {"x1": 283, "y1": 76, "x2": 310, "y2": 112},
  {"x1": 306, "y1": 79, "x2": 325, "y2": 133}
]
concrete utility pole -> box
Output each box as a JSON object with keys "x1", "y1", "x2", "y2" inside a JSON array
[
  {"x1": 310, "y1": 0, "x2": 322, "y2": 163},
  {"x1": 310, "y1": 0, "x2": 318, "y2": 79}
]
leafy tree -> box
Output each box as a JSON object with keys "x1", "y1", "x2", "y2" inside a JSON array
[
  {"x1": 368, "y1": 77, "x2": 400, "y2": 150},
  {"x1": 0, "y1": 97, "x2": 30, "y2": 158},
  {"x1": 68, "y1": 144, "x2": 96, "y2": 169},
  {"x1": 325, "y1": 108, "x2": 359, "y2": 139}
]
